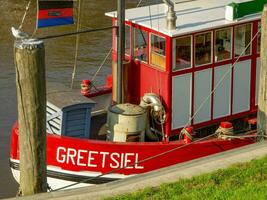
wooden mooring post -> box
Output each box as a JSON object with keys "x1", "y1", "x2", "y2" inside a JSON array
[
  {"x1": 257, "y1": 5, "x2": 267, "y2": 139},
  {"x1": 14, "y1": 39, "x2": 47, "y2": 196}
]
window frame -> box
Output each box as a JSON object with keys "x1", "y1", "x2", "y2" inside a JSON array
[
  {"x1": 133, "y1": 27, "x2": 148, "y2": 63},
  {"x1": 172, "y1": 35, "x2": 193, "y2": 72},
  {"x1": 194, "y1": 31, "x2": 213, "y2": 67},
  {"x1": 234, "y1": 23, "x2": 252, "y2": 58},
  {"x1": 125, "y1": 24, "x2": 131, "y2": 56},
  {"x1": 149, "y1": 33, "x2": 167, "y2": 70},
  {"x1": 214, "y1": 27, "x2": 233, "y2": 63}
]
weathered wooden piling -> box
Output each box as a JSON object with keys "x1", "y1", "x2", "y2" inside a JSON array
[
  {"x1": 14, "y1": 39, "x2": 47, "y2": 195},
  {"x1": 257, "y1": 5, "x2": 267, "y2": 139}
]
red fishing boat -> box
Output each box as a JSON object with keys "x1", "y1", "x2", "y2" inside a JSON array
[{"x1": 10, "y1": 0, "x2": 263, "y2": 190}]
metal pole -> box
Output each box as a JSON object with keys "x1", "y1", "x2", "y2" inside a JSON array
[{"x1": 117, "y1": 0, "x2": 125, "y2": 104}]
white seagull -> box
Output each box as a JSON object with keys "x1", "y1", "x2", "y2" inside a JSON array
[{"x1": 11, "y1": 27, "x2": 29, "y2": 40}]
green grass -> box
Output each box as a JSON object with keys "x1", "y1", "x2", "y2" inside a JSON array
[{"x1": 105, "y1": 156, "x2": 267, "y2": 200}]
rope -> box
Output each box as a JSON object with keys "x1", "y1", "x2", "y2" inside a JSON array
[
  {"x1": 216, "y1": 127, "x2": 234, "y2": 135},
  {"x1": 91, "y1": 48, "x2": 113, "y2": 82},
  {"x1": 18, "y1": 0, "x2": 32, "y2": 30},
  {"x1": 218, "y1": 134, "x2": 258, "y2": 139},
  {"x1": 137, "y1": 0, "x2": 144, "y2": 7},
  {"x1": 215, "y1": 126, "x2": 234, "y2": 139},
  {"x1": 257, "y1": 129, "x2": 266, "y2": 142},
  {"x1": 71, "y1": 0, "x2": 83, "y2": 89},
  {"x1": 31, "y1": 28, "x2": 37, "y2": 38},
  {"x1": 180, "y1": 128, "x2": 193, "y2": 141}
]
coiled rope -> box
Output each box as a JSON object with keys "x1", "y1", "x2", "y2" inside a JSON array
[{"x1": 215, "y1": 126, "x2": 234, "y2": 139}]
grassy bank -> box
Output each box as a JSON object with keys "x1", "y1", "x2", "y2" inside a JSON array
[{"x1": 106, "y1": 156, "x2": 267, "y2": 200}]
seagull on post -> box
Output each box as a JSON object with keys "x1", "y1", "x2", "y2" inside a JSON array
[{"x1": 11, "y1": 27, "x2": 29, "y2": 40}]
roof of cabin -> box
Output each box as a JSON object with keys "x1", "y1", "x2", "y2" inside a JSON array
[{"x1": 105, "y1": 0, "x2": 261, "y2": 37}]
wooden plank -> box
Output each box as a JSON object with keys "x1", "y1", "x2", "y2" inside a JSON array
[
  {"x1": 66, "y1": 108, "x2": 86, "y2": 116},
  {"x1": 47, "y1": 120, "x2": 61, "y2": 130},
  {"x1": 65, "y1": 124, "x2": 86, "y2": 132},
  {"x1": 65, "y1": 119, "x2": 86, "y2": 127},
  {"x1": 65, "y1": 113, "x2": 86, "y2": 121}
]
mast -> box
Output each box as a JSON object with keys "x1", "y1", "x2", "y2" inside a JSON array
[{"x1": 116, "y1": 0, "x2": 125, "y2": 104}]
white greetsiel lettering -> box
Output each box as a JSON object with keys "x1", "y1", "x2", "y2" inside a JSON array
[
  {"x1": 110, "y1": 152, "x2": 120, "y2": 168},
  {"x1": 77, "y1": 149, "x2": 87, "y2": 166},
  {"x1": 88, "y1": 151, "x2": 98, "y2": 167},
  {"x1": 66, "y1": 148, "x2": 77, "y2": 165},
  {"x1": 56, "y1": 147, "x2": 66, "y2": 163},
  {"x1": 100, "y1": 152, "x2": 109, "y2": 168},
  {"x1": 124, "y1": 153, "x2": 134, "y2": 169},
  {"x1": 135, "y1": 153, "x2": 144, "y2": 169},
  {"x1": 55, "y1": 147, "x2": 144, "y2": 170}
]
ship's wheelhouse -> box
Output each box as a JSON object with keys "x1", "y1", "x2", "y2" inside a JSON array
[{"x1": 106, "y1": 0, "x2": 262, "y2": 138}]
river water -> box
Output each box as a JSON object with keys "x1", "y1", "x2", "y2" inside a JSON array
[{"x1": 0, "y1": 0, "x2": 155, "y2": 198}]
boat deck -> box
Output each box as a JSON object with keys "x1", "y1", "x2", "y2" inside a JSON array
[{"x1": 46, "y1": 82, "x2": 111, "y2": 140}]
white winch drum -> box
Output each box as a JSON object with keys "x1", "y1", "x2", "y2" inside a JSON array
[{"x1": 107, "y1": 103, "x2": 147, "y2": 142}]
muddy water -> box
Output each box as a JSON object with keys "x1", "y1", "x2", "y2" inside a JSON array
[{"x1": 0, "y1": 0, "x2": 148, "y2": 198}]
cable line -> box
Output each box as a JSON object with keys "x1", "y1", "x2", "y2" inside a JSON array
[{"x1": 71, "y1": 0, "x2": 83, "y2": 89}]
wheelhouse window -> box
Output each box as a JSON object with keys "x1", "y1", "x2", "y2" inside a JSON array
[
  {"x1": 258, "y1": 22, "x2": 261, "y2": 53},
  {"x1": 195, "y1": 32, "x2": 212, "y2": 66},
  {"x1": 173, "y1": 35, "x2": 192, "y2": 71},
  {"x1": 215, "y1": 28, "x2": 232, "y2": 62},
  {"x1": 125, "y1": 25, "x2": 131, "y2": 55},
  {"x1": 150, "y1": 34, "x2": 166, "y2": 70},
  {"x1": 133, "y1": 28, "x2": 148, "y2": 62},
  {"x1": 234, "y1": 23, "x2": 251, "y2": 57}
]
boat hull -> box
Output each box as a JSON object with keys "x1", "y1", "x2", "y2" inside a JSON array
[
  {"x1": 10, "y1": 124, "x2": 255, "y2": 190},
  {"x1": 10, "y1": 158, "x2": 130, "y2": 190}
]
